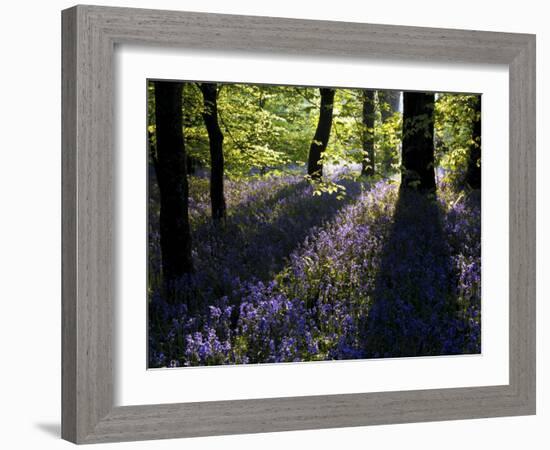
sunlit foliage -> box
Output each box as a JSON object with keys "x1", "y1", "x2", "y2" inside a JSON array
[{"x1": 435, "y1": 93, "x2": 480, "y2": 185}]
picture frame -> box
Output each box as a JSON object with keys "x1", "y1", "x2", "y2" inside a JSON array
[{"x1": 61, "y1": 4, "x2": 536, "y2": 444}]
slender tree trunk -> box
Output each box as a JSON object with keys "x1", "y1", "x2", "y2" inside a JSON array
[
  {"x1": 362, "y1": 90, "x2": 376, "y2": 176},
  {"x1": 401, "y1": 92, "x2": 436, "y2": 191},
  {"x1": 307, "y1": 88, "x2": 335, "y2": 178},
  {"x1": 199, "y1": 83, "x2": 226, "y2": 222},
  {"x1": 379, "y1": 90, "x2": 401, "y2": 121},
  {"x1": 154, "y1": 81, "x2": 193, "y2": 283},
  {"x1": 466, "y1": 95, "x2": 481, "y2": 189},
  {"x1": 186, "y1": 155, "x2": 196, "y2": 175}
]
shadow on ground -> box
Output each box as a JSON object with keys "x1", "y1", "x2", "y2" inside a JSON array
[
  {"x1": 194, "y1": 180, "x2": 363, "y2": 282},
  {"x1": 365, "y1": 186, "x2": 460, "y2": 357}
]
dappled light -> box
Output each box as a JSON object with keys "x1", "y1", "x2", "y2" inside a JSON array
[{"x1": 147, "y1": 80, "x2": 481, "y2": 367}]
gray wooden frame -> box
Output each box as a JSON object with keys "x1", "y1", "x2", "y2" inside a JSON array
[{"x1": 62, "y1": 4, "x2": 536, "y2": 444}]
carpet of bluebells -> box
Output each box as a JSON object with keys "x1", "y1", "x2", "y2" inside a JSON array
[{"x1": 148, "y1": 174, "x2": 481, "y2": 367}]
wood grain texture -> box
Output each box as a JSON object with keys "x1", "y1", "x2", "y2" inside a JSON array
[
  {"x1": 61, "y1": 4, "x2": 536, "y2": 444},
  {"x1": 508, "y1": 37, "x2": 536, "y2": 408},
  {"x1": 61, "y1": 7, "x2": 77, "y2": 443}
]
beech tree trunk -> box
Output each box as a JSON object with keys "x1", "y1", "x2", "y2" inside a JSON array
[
  {"x1": 199, "y1": 83, "x2": 226, "y2": 222},
  {"x1": 307, "y1": 88, "x2": 335, "y2": 178},
  {"x1": 466, "y1": 95, "x2": 481, "y2": 189},
  {"x1": 153, "y1": 81, "x2": 193, "y2": 282},
  {"x1": 401, "y1": 92, "x2": 436, "y2": 191},
  {"x1": 362, "y1": 90, "x2": 376, "y2": 176}
]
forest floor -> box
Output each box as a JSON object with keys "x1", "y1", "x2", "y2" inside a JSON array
[{"x1": 148, "y1": 173, "x2": 481, "y2": 367}]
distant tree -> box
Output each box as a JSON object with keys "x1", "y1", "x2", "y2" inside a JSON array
[
  {"x1": 401, "y1": 92, "x2": 436, "y2": 191},
  {"x1": 186, "y1": 155, "x2": 196, "y2": 175},
  {"x1": 361, "y1": 90, "x2": 376, "y2": 176},
  {"x1": 378, "y1": 90, "x2": 401, "y2": 121},
  {"x1": 434, "y1": 93, "x2": 480, "y2": 188},
  {"x1": 307, "y1": 88, "x2": 335, "y2": 178},
  {"x1": 153, "y1": 81, "x2": 193, "y2": 282},
  {"x1": 465, "y1": 95, "x2": 481, "y2": 189},
  {"x1": 198, "y1": 83, "x2": 226, "y2": 221}
]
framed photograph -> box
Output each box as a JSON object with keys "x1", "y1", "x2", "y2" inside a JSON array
[{"x1": 62, "y1": 5, "x2": 536, "y2": 444}]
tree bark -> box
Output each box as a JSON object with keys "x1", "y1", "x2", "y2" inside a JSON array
[
  {"x1": 199, "y1": 83, "x2": 226, "y2": 222},
  {"x1": 401, "y1": 92, "x2": 436, "y2": 191},
  {"x1": 466, "y1": 95, "x2": 481, "y2": 189},
  {"x1": 307, "y1": 88, "x2": 335, "y2": 178},
  {"x1": 154, "y1": 81, "x2": 193, "y2": 283},
  {"x1": 361, "y1": 90, "x2": 376, "y2": 176}
]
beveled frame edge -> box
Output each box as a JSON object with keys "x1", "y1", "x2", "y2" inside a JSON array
[{"x1": 61, "y1": 4, "x2": 536, "y2": 444}]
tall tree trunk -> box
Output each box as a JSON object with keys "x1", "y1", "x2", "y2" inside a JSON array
[
  {"x1": 401, "y1": 92, "x2": 436, "y2": 191},
  {"x1": 307, "y1": 88, "x2": 335, "y2": 178},
  {"x1": 466, "y1": 95, "x2": 481, "y2": 189},
  {"x1": 199, "y1": 83, "x2": 226, "y2": 222},
  {"x1": 361, "y1": 90, "x2": 376, "y2": 176},
  {"x1": 379, "y1": 90, "x2": 401, "y2": 121},
  {"x1": 154, "y1": 81, "x2": 193, "y2": 283}
]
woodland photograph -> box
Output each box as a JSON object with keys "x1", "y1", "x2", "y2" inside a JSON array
[{"x1": 147, "y1": 80, "x2": 481, "y2": 368}]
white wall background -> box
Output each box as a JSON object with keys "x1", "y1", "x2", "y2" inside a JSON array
[{"x1": 0, "y1": 0, "x2": 545, "y2": 448}]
